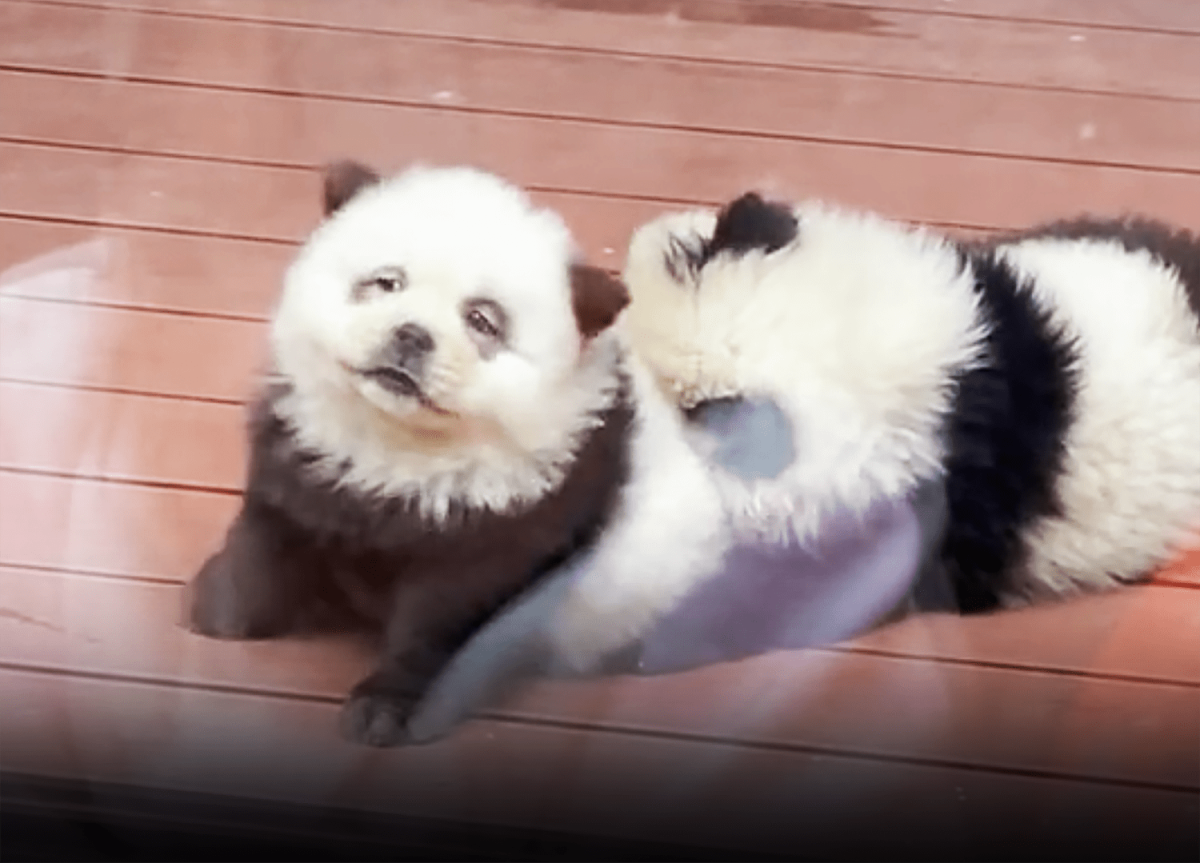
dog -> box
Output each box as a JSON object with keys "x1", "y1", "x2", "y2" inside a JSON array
[
  {"x1": 620, "y1": 191, "x2": 1200, "y2": 612},
  {"x1": 185, "y1": 160, "x2": 636, "y2": 746}
]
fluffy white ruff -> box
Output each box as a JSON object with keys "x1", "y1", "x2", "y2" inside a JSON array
[
  {"x1": 622, "y1": 201, "x2": 989, "y2": 544},
  {"x1": 268, "y1": 165, "x2": 624, "y2": 520},
  {"x1": 996, "y1": 238, "x2": 1200, "y2": 600}
]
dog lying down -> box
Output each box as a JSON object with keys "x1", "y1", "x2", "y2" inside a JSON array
[
  {"x1": 187, "y1": 161, "x2": 1200, "y2": 747},
  {"x1": 408, "y1": 190, "x2": 1200, "y2": 744}
]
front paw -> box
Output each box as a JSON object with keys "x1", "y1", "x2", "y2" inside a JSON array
[
  {"x1": 185, "y1": 551, "x2": 287, "y2": 640},
  {"x1": 339, "y1": 675, "x2": 421, "y2": 747}
]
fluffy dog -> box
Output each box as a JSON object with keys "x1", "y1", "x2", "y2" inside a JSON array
[
  {"x1": 185, "y1": 160, "x2": 634, "y2": 746},
  {"x1": 621, "y1": 192, "x2": 1200, "y2": 612},
  {"x1": 404, "y1": 193, "x2": 1200, "y2": 744}
]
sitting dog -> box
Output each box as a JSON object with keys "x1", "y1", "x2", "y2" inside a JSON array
[{"x1": 185, "y1": 160, "x2": 636, "y2": 747}]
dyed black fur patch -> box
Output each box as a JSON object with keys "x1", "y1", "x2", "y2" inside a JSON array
[
  {"x1": 940, "y1": 249, "x2": 1080, "y2": 613},
  {"x1": 703, "y1": 192, "x2": 799, "y2": 263},
  {"x1": 187, "y1": 369, "x2": 634, "y2": 745},
  {"x1": 660, "y1": 192, "x2": 799, "y2": 284},
  {"x1": 988, "y1": 215, "x2": 1200, "y2": 327}
]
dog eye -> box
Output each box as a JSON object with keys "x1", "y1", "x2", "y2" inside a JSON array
[
  {"x1": 466, "y1": 308, "x2": 498, "y2": 337},
  {"x1": 463, "y1": 300, "x2": 507, "y2": 343},
  {"x1": 355, "y1": 266, "x2": 407, "y2": 296}
]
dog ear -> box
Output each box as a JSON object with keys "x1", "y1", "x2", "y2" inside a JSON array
[
  {"x1": 321, "y1": 160, "x2": 381, "y2": 217},
  {"x1": 570, "y1": 263, "x2": 631, "y2": 341}
]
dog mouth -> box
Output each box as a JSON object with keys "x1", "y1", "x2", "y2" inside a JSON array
[
  {"x1": 359, "y1": 366, "x2": 453, "y2": 416},
  {"x1": 366, "y1": 365, "x2": 421, "y2": 398}
]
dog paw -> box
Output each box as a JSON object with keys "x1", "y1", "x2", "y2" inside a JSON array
[
  {"x1": 185, "y1": 553, "x2": 286, "y2": 640},
  {"x1": 339, "y1": 679, "x2": 420, "y2": 747}
]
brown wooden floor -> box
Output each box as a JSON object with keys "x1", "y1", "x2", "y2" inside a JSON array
[{"x1": 2, "y1": 0, "x2": 1199, "y2": 858}]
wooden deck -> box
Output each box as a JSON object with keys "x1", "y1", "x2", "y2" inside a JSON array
[{"x1": 2, "y1": 0, "x2": 1199, "y2": 858}]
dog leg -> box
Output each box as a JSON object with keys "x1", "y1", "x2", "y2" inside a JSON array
[
  {"x1": 339, "y1": 568, "x2": 524, "y2": 747},
  {"x1": 185, "y1": 500, "x2": 328, "y2": 640}
]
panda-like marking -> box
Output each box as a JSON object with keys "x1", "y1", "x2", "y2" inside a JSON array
[
  {"x1": 185, "y1": 160, "x2": 638, "y2": 747},
  {"x1": 405, "y1": 193, "x2": 1200, "y2": 745},
  {"x1": 622, "y1": 193, "x2": 1200, "y2": 612}
]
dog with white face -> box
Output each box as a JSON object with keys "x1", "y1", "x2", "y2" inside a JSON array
[{"x1": 185, "y1": 160, "x2": 633, "y2": 746}]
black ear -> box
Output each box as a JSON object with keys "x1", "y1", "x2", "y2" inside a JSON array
[
  {"x1": 321, "y1": 160, "x2": 381, "y2": 217},
  {"x1": 706, "y1": 191, "x2": 799, "y2": 259},
  {"x1": 569, "y1": 263, "x2": 630, "y2": 341}
]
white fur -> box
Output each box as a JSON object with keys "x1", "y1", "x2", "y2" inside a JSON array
[
  {"x1": 546, "y1": 354, "x2": 731, "y2": 670},
  {"x1": 623, "y1": 201, "x2": 989, "y2": 544},
  {"x1": 995, "y1": 237, "x2": 1200, "y2": 600},
  {"x1": 619, "y1": 200, "x2": 1200, "y2": 612},
  {"x1": 270, "y1": 165, "x2": 623, "y2": 520},
  {"x1": 540, "y1": 202, "x2": 997, "y2": 669}
]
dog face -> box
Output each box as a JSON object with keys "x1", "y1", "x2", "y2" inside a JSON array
[{"x1": 271, "y1": 161, "x2": 629, "y2": 461}]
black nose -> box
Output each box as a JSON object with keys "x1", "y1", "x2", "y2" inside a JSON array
[{"x1": 391, "y1": 323, "x2": 434, "y2": 358}]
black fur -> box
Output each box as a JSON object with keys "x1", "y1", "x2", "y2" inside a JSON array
[
  {"x1": 704, "y1": 192, "x2": 799, "y2": 263},
  {"x1": 939, "y1": 249, "x2": 1080, "y2": 613},
  {"x1": 940, "y1": 213, "x2": 1200, "y2": 610},
  {"x1": 988, "y1": 215, "x2": 1200, "y2": 326},
  {"x1": 662, "y1": 192, "x2": 799, "y2": 283},
  {"x1": 187, "y1": 373, "x2": 634, "y2": 746}
]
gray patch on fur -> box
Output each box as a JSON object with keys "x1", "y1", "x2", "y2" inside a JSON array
[{"x1": 685, "y1": 396, "x2": 796, "y2": 480}]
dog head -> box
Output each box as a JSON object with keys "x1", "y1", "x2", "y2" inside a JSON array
[
  {"x1": 621, "y1": 192, "x2": 800, "y2": 407},
  {"x1": 270, "y1": 160, "x2": 629, "y2": 497}
]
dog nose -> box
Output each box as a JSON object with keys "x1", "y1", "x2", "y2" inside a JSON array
[{"x1": 391, "y1": 323, "x2": 435, "y2": 357}]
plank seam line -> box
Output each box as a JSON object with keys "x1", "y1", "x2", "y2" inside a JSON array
[
  {"x1": 1155, "y1": 577, "x2": 1200, "y2": 591},
  {"x1": 2, "y1": 660, "x2": 1195, "y2": 793},
  {"x1": 4, "y1": 70, "x2": 1200, "y2": 175},
  {"x1": 0, "y1": 464, "x2": 240, "y2": 496},
  {"x1": 0, "y1": 377, "x2": 247, "y2": 406},
  {"x1": 736, "y1": 0, "x2": 1200, "y2": 38},
  {"x1": 813, "y1": 644, "x2": 1200, "y2": 690},
  {"x1": 0, "y1": 211, "x2": 298, "y2": 247},
  {"x1": 0, "y1": 207, "x2": 1001, "y2": 244},
  {"x1": 0, "y1": 292, "x2": 270, "y2": 324},
  {"x1": 0, "y1": 561, "x2": 179, "y2": 586}
]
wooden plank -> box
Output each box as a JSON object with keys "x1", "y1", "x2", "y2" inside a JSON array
[
  {"x1": 6, "y1": 38, "x2": 1200, "y2": 173},
  {"x1": 25, "y1": 0, "x2": 1200, "y2": 35},
  {"x1": 0, "y1": 297, "x2": 267, "y2": 402},
  {"x1": 806, "y1": 0, "x2": 1200, "y2": 34},
  {"x1": 1, "y1": 572, "x2": 1197, "y2": 791},
  {"x1": 0, "y1": 471, "x2": 236, "y2": 580},
  {"x1": 0, "y1": 567, "x2": 371, "y2": 698},
  {"x1": 0, "y1": 142, "x2": 663, "y2": 264},
  {"x1": 838, "y1": 585, "x2": 1200, "y2": 684},
  {"x1": 1157, "y1": 545, "x2": 1200, "y2": 587},
  {"x1": 0, "y1": 380, "x2": 246, "y2": 490},
  {"x1": 3, "y1": 669, "x2": 1195, "y2": 859},
  {"x1": 4, "y1": 137, "x2": 1200, "y2": 267},
  {"x1": 0, "y1": 216, "x2": 286, "y2": 319},
  {"x1": 6, "y1": 0, "x2": 1198, "y2": 100}
]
